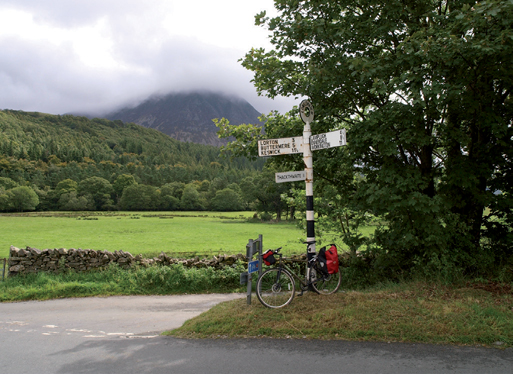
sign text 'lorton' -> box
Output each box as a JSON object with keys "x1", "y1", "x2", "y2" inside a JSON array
[{"x1": 258, "y1": 137, "x2": 303, "y2": 156}]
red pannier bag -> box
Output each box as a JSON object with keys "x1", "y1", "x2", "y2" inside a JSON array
[
  {"x1": 262, "y1": 249, "x2": 276, "y2": 266},
  {"x1": 321, "y1": 244, "x2": 339, "y2": 274},
  {"x1": 326, "y1": 244, "x2": 339, "y2": 274}
]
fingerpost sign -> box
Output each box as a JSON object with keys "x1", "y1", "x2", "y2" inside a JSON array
[{"x1": 257, "y1": 100, "x2": 347, "y2": 278}]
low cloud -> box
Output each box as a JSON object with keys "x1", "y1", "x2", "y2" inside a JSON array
[{"x1": 0, "y1": 0, "x2": 297, "y2": 116}]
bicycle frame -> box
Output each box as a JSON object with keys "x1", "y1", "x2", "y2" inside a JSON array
[
  {"x1": 256, "y1": 246, "x2": 342, "y2": 308},
  {"x1": 271, "y1": 252, "x2": 318, "y2": 294}
]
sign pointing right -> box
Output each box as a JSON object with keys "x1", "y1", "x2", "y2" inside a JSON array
[{"x1": 310, "y1": 129, "x2": 346, "y2": 151}]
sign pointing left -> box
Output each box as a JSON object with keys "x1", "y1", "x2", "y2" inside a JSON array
[
  {"x1": 258, "y1": 136, "x2": 303, "y2": 157},
  {"x1": 275, "y1": 171, "x2": 306, "y2": 183}
]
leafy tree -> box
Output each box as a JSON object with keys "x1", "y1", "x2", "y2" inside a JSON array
[
  {"x1": 180, "y1": 184, "x2": 205, "y2": 211},
  {"x1": 239, "y1": 168, "x2": 289, "y2": 220},
  {"x1": 78, "y1": 176, "x2": 114, "y2": 210},
  {"x1": 47, "y1": 155, "x2": 61, "y2": 165},
  {"x1": 113, "y1": 174, "x2": 137, "y2": 199},
  {"x1": 58, "y1": 191, "x2": 95, "y2": 211},
  {"x1": 0, "y1": 177, "x2": 18, "y2": 190},
  {"x1": 208, "y1": 177, "x2": 229, "y2": 195},
  {"x1": 0, "y1": 190, "x2": 9, "y2": 211},
  {"x1": 198, "y1": 180, "x2": 211, "y2": 192},
  {"x1": 234, "y1": 0, "x2": 513, "y2": 276},
  {"x1": 157, "y1": 192, "x2": 180, "y2": 211},
  {"x1": 161, "y1": 182, "x2": 186, "y2": 200},
  {"x1": 6, "y1": 186, "x2": 39, "y2": 212},
  {"x1": 33, "y1": 187, "x2": 52, "y2": 211},
  {"x1": 46, "y1": 179, "x2": 79, "y2": 211},
  {"x1": 211, "y1": 188, "x2": 243, "y2": 211},
  {"x1": 119, "y1": 184, "x2": 160, "y2": 211},
  {"x1": 158, "y1": 182, "x2": 184, "y2": 210},
  {"x1": 55, "y1": 179, "x2": 78, "y2": 195}
]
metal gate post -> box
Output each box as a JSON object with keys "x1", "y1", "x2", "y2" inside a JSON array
[
  {"x1": 258, "y1": 234, "x2": 263, "y2": 279},
  {"x1": 246, "y1": 239, "x2": 253, "y2": 305}
]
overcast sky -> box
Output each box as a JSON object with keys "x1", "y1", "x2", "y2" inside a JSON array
[{"x1": 0, "y1": 0, "x2": 297, "y2": 116}]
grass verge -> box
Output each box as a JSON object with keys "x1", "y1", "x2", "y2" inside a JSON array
[
  {"x1": 2, "y1": 261, "x2": 511, "y2": 348},
  {"x1": 165, "y1": 281, "x2": 513, "y2": 348},
  {"x1": 0, "y1": 263, "x2": 245, "y2": 302}
]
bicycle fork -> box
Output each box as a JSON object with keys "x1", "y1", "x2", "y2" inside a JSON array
[{"x1": 273, "y1": 267, "x2": 291, "y2": 293}]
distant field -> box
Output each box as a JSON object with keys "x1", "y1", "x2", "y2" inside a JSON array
[{"x1": 0, "y1": 212, "x2": 317, "y2": 259}]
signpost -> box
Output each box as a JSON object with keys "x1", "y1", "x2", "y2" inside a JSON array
[
  {"x1": 310, "y1": 129, "x2": 346, "y2": 151},
  {"x1": 258, "y1": 100, "x2": 347, "y2": 279},
  {"x1": 258, "y1": 136, "x2": 303, "y2": 156},
  {"x1": 275, "y1": 171, "x2": 306, "y2": 183},
  {"x1": 299, "y1": 100, "x2": 316, "y2": 261}
]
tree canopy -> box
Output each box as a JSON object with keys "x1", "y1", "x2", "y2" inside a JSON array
[
  {"x1": 234, "y1": 0, "x2": 513, "y2": 277},
  {"x1": 0, "y1": 109, "x2": 275, "y2": 214}
]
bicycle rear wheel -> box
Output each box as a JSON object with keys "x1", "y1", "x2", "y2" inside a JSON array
[
  {"x1": 311, "y1": 265, "x2": 342, "y2": 295},
  {"x1": 256, "y1": 268, "x2": 295, "y2": 308}
]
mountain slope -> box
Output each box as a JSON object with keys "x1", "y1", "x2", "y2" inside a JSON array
[
  {"x1": 105, "y1": 92, "x2": 263, "y2": 146},
  {"x1": 0, "y1": 110, "x2": 262, "y2": 189}
]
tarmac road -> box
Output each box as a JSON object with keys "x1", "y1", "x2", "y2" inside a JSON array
[{"x1": 1, "y1": 294, "x2": 512, "y2": 374}]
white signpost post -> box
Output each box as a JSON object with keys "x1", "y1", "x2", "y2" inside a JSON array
[{"x1": 258, "y1": 100, "x2": 347, "y2": 273}]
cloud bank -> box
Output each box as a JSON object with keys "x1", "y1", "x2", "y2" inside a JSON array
[{"x1": 0, "y1": 0, "x2": 297, "y2": 116}]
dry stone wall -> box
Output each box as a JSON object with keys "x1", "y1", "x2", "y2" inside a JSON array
[
  {"x1": 7, "y1": 246, "x2": 349, "y2": 277},
  {"x1": 8, "y1": 246, "x2": 247, "y2": 277}
]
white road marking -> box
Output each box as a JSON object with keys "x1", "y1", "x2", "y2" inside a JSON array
[{"x1": 66, "y1": 328, "x2": 92, "y2": 332}]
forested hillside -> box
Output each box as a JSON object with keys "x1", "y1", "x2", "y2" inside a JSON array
[{"x1": 0, "y1": 110, "x2": 271, "y2": 212}]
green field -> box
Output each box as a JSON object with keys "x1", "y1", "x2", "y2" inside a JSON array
[{"x1": 0, "y1": 212, "x2": 321, "y2": 259}]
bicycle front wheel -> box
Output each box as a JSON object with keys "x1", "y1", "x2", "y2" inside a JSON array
[
  {"x1": 311, "y1": 265, "x2": 342, "y2": 295},
  {"x1": 256, "y1": 268, "x2": 295, "y2": 308}
]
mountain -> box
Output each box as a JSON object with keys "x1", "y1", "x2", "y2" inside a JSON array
[{"x1": 104, "y1": 92, "x2": 263, "y2": 146}]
